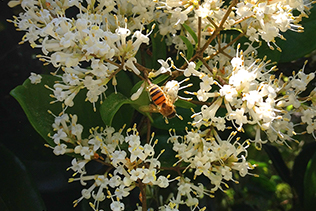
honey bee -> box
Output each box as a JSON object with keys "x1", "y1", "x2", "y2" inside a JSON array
[{"x1": 148, "y1": 83, "x2": 177, "y2": 119}]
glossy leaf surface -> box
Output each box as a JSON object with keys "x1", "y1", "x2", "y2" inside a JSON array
[
  {"x1": 10, "y1": 75, "x2": 105, "y2": 145},
  {"x1": 0, "y1": 144, "x2": 46, "y2": 211}
]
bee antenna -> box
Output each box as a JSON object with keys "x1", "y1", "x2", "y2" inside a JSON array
[{"x1": 146, "y1": 77, "x2": 152, "y2": 85}]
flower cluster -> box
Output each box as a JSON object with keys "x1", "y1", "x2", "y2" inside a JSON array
[
  {"x1": 168, "y1": 128, "x2": 255, "y2": 193},
  {"x1": 48, "y1": 112, "x2": 255, "y2": 210},
  {"x1": 158, "y1": 0, "x2": 312, "y2": 50},
  {"x1": 187, "y1": 46, "x2": 315, "y2": 149},
  {"x1": 8, "y1": 0, "x2": 156, "y2": 110},
  {"x1": 7, "y1": 0, "x2": 313, "y2": 111},
  {"x1": 48, "y1": 114, "x2": 180, "y2": 210}
]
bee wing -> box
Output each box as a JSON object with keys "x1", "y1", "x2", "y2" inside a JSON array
[
  {"x1": 139, "y1": 104, "x2": 159, "y2": 113},
  {"x1": 140, "y1": 104, "x2": 170, "y2": 124}
]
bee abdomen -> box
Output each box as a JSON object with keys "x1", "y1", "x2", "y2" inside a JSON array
[{"x1": 149, "y1": 85, "x2": 166, "y2": 106}]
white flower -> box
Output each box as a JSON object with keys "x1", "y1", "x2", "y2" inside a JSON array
[
  {"x1": 142, "y1": 168, "x2": 157, "y2": 184},
  {"x1": 163, "y1": 80, "x2": 180, "y2": 102},
  {"x1": 80, "y1": 146, "x2": 94, "y2": 160},
  {"x1": 149, "y1": 58, "x2": 173, "y2": 78},
  {"x1": 69, "y1": 158, "x2": 86, "y2": 174},
  {"x1": 90, "y1": 58, "x2": 110, "y2": 77},
  {"x1": 88, "y1": 137, "x2": 102, "y2": 152},
  {"x1": 129, "y1": 145, "x2": 146, "y2": 163},
  {"x1": 53, "y1": 143, "x2": 67, "y2": 155},
  {"x1": 109, "y1": 175, "x2": 123, "y2": 188},
  {"x1": 131, "y1": 82, "x2": 145, "y2": 101},
  {"x1": 220, "y1": 85, "x2": 238, "y2": 103},
  {"x1": 246, "y1": 27, "x2": 259, "y2": 42},
  {"x1": 183, "y1": 62, "x2": 201, "y2": 77},
  {"x1": 95, "y1": 175, "x2": 110, "y2": 188},
  {"x1": 236, "y1": 2, "x2": 254, "y2": 18},
  {"x1": 52, "y1": 129, "x2": 67, "y2": 144},
  {"x1": 228, "y1": 108, "x2": 248, "y2": 130},
  {"x1": 156, "y1": 175, "x2": 169, "y2": 188},
  {"x1": 29, "y1": 72, "x2": 42, "y2": 84},
  {"x1": 111, "y1": 150, "x2": 127, "y2": 167},
  {"x1": 123, "y1": 57, "x2": 140, "y2": 75},
  {"x1": 114, "y1": 185, "x2": 130, "y2": 199},
  {"x1": 110, "y1": 201, "x2": 125, "y2": 211}
]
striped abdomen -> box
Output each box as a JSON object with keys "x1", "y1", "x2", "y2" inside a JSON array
[{"x1": 149, "y1": 84, "x2": 166, "y2": 106}]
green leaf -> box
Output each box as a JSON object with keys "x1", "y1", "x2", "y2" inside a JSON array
[
  {"x1": 179, "y1": 35, "x2": 194, "y2": 59},
  {"x1": 10, "y1": 76, "x2": 62, "y2": 145},
  {"x1": 151, "y1": 30, "x2": 167, "y2": 69},
  {"x1": 279, "y1": 6, "x2": 316, "y2": 62},
  {"x1": 115, "y1": 71, "x2": 134, "y2": 97},
  {"x1": 183, "y1": 23, "x2": 198, "y2": 44},
  {"x1": 222, "y1": 29, "x2": 282, "y2": 63},
  {"x1": 134, "y1": 24, "x2": 167, "y2": 70},
  {"x1": 129, "y1": 81, "x2": 156, "y2": 122},
  {"x1": 256, "y1": 41, "x2": 282, "y2": 63},
  {"x1": 151, "y1": 107, "x2": 192, "y2": 131},
  {"x1": 292, "y1": 142, "x2": 316, "y2": 206},
  {"x1": 249, "y1": 175, "x2": 277, "y2": 195},
  {"x1": 175, "y1": 99, "x2": 196, "y2": 109},
  {"x1": 154, "y1": 135, "x2": 178, "y2": 168},
  {"x1": 263, "y1": 144, "x2": 292, "y2": 185},
  {"x1": 234, "y1": 34, "x2": 282, "y2": 63},
  {"x1": 152, "y1": 74, "x2": 170, "y2": 85},
  {"x1": 0, "y1": 144, "x2": 46, "y2": 211},
  {"x1": 10, "y1": 75, "x2": 105, "y2": 146},
  {"x1": 100, "y1": 92, "x2": 135, "y2": 128},
  {"x1": 304, "y1": 149, "x2": 316, "y2": 210}
]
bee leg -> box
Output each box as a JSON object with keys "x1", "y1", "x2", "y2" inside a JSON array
[
  {"x1": 176, "y1": 113, "x2": 183, "y2": 120},
  {"x1": 164, "y1": 117, "x2": 169, "y2": 124}
]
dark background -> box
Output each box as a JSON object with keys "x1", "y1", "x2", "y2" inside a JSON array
[{"x1": 0, "y1": 1, "x2": 85, "y2": 210}]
